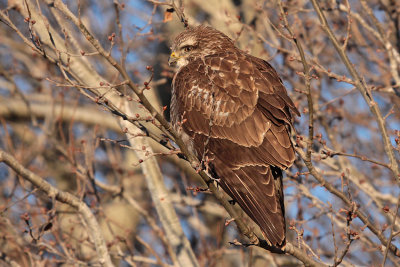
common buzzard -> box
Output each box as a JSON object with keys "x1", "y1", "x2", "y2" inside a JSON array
[{"x1": 169, "y1": 25, "x2": 299, "y2": 248}]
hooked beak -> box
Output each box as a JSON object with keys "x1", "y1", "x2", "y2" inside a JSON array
[{"x1": 168, "y1": 51, "x2": 179, "y2": 66}]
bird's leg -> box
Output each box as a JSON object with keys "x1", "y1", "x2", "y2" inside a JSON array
[
  {"x1": 208, "y1": 175, "x2": 220, "y2": 184},
  {"x1": 203, "y1": 155, "x2": 221, "y2": 183},
  {"x1": 191, "y1": 159, "x2": 220, "y2": 189}
]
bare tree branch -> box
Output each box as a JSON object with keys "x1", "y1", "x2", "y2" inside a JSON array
[{"x1": 0, "y1": 150, "x2": 114, "y2": 267}]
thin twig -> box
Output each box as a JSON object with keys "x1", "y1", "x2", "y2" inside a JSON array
[
  {"x1": 0, "y1": 150, "x2": 114, "y2": 267},
  {"x1": 310, "y1": 0, "x2": 400, "y2": 258}
]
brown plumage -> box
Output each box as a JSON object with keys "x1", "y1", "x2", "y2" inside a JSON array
[{"x1": 169, "y1": 25, "x2": 299, "y2": 248}]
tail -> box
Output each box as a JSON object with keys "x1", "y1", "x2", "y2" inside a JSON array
[
  {"x1": 218, "y1": 163, "x2": 286, "y2": 248},
  {"x1": 263, "y1": 166, "x2": 286, "y2": 248}
]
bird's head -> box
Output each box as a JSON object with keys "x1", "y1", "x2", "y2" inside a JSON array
[{"x1": 169, "y1": 25, "x2": 235, "y2": 68}]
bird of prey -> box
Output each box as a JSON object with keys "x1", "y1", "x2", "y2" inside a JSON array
[{"x1": 169, "y1": 25, "x2": 299, "y2": 248}]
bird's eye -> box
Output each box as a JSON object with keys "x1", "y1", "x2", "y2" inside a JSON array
[{"x1": 182, "y1": 45, "x2": 194, "y2": 52}]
